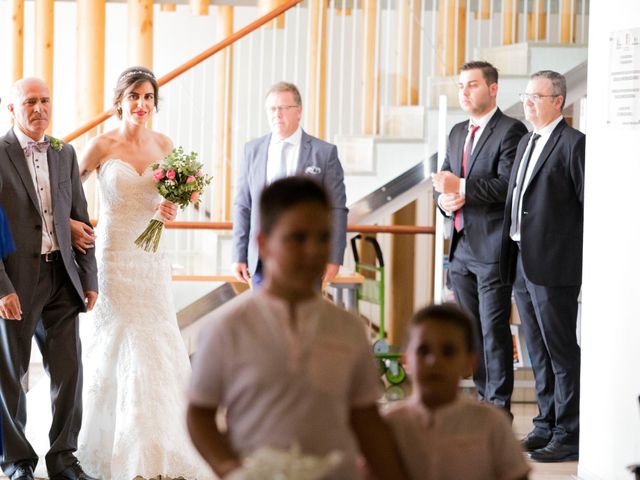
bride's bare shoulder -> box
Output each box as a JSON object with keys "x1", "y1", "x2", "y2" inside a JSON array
[
  {"x1": 152, "y1": 131, "x2": 174, "y2": 157},
  {"x1": 79, "y1": 130, "x2": 120, "y2": 173}
]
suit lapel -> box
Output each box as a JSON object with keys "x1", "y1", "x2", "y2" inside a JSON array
[
  {"x1": 527, "y1": 119, "x2": 566, "y2": 185},
  {"x1": 46, "y1": 136, "x2": 59, "y2": 212},
  {"x1": 296, "y1": 130, "x2": 312, "y2": 175},
  {"x1": 3, "y1": 129, "x2": 41, "y2": 212},
  {"x1": 466, "y1": 109, "x2": 501, "y2": 176},
  {"x1": 454, "y1": 122, "x2": 468, "y2": 177},
  {"x1": 256, "y1": 134, "x2": 271, "y2": 187}
]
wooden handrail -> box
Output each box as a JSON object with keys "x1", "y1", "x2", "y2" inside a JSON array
[
  {"x1": 63, "y1": 0, "x2": 304, "y2": 143},
  {"x1": 91, "y1": 220, "x2": 436, "y2": 235},
  {"x1": 88, "y1": 220, "x2": 434, "y2": 234},
  {"x1": 164, "y1": 221, "x2": 435, "y2": 235}
]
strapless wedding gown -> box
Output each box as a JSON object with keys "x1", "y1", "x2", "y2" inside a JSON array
[{"x1": 75, "y1": 159, "x2": 214, "y2": 479}]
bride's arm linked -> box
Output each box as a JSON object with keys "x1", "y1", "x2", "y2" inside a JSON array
[{"x1": 70, "y1": 137, "x2": 103, "y2": 254}]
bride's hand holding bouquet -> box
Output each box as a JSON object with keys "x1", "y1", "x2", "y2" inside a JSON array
[{"x1": 135, "y1": 147, "x2": 212, "y2": 252}]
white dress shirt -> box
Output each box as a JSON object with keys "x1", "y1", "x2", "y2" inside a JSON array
[
  {"x1": 14, "y1": 127, "x2": 59, "y2": 253},
  {"x1": 266, "y1": 126, "x2": 302, "y2": 184},
  {"x1": 510, "y1": 114, "x2": 564, "y2": 242}
]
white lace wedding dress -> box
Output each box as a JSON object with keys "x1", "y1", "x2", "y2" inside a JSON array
[
  {"x1": 25, "y1": 160, "x2": 214, "y2": 479},
  {"x1": 75, "y1": 159, "x2": 214, "y2": 480}
]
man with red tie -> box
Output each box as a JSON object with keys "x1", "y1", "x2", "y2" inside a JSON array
[{"x1": 432, "y1": 61, "x2": 527, "y2": 414}]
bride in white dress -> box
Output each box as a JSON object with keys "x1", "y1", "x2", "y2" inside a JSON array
[{"x1": 68, "y1": 66, "x2": 215, "y2": 480}]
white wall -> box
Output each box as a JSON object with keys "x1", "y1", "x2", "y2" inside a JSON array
[{"x1": 580, "y1": 2, "x2": 640, "y2": 479}]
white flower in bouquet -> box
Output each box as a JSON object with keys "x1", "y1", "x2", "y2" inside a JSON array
[
  {"x1": 225, "y1": 444, "x2": 343, "y2": 480},
  {"x1": 134, "y1": 147, "x2": 212, "y2": 252}
]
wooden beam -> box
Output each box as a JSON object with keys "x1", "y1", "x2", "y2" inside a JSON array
[
  {"x1": 76, "y1": 0, "x2": 105, "y2": 216},
  {"x1": 560, "y1": 0, "x2": 575, "y2": 43},
  {"x1": 35, "y1": 0, "x2": 54, "y2": 133},
  {"x1": 190, "y1": 0, "x2": 209, "y2": 15},
  {"x1": 475, "y1": 0, "x2": 489, "y2": 20},
  {"x1": 502, "y1": 0, "x2": 518, "y2": 45},
  {"x1": 259, "y1": 0, "x2": 286, "y2": 28},
  {"x1": 527, "y1": 0, "x2": 546, "y2": 41},
  {"x1": 160, "y1": 4, "x2": 177, "y2": 11},
  {"x1": 128, "y1": 0, "x2": 154, "y2": 68},
  {"x1": 437, "y1": 0, "x2": 466, "y2": 76},
  {"x1": 396, "y1": 0, "x2": 409, "y2": 104},
  {"x1": 306, "y1": 0, "x2": 327, "y2": 139},
  {"x1": 361, "y1": 0, "x2": 377, "y2": 133},
  {"x1": 76, "y1": 0, "x2": 105, "y2": 126},
  {"x1": 388, "y1": 201, "x2": 417, "y2": 346},
  {"x1": 10, "y1": 0, "x2": 24, "y2": 83},
  {"x1": 213, "y1": 5, "x2": 234, "y2": 221}
]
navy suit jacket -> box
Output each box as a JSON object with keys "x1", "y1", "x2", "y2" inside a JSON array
[
  {"x1": 499, "y1": 118, "x2": 585, "y2": 286},
  {"x1": 435, "y1": 108, "x2": 527, "y2": 263},
  {"x1": 232, "y1": 130, "x2": 348, "y2": 275}
]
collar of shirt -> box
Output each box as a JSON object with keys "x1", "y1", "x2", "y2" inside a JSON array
[
  {"x1": 469, "y1": 105, "x2": 498, "y2": 132},
  {"x1": 270, "y1": 125, "x2": 303, "y2": 147},
  {"x1": 410, "y1": 394, "x2": 465, "y2": 428},
  {"x1": 257, "y1": 290, "x2": 324, "y2": 370},
  {"x1": 14, "y1": 126, "x2": 46, "y2": 150},
  {"x1": 532, "y1": 114, "x2": 563, "y2": 140},
  {"x1": 258, "y1": 289, "x2": 323, "y2": 320}
]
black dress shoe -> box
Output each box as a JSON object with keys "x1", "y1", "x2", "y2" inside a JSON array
[
  {"x1": 49, "y1": 461, "x2": 99, "y2": 480},
  {"x1": 10, "y1": 464, "x2": 34, "y2": 480},
  {"x1": 529, "y1": 439, "x2": 579, "y2": 463},
  {"x1": 521, "y1": 431, "x2": 552, "y2": 452}
]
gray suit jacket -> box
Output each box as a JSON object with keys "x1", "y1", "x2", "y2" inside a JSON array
[
  {"x1": 0, "y1": 129, "x2": 98, "y2": 311},
  {"x1": 232, "y1": 130, "x2": 348, "y2": 274}
]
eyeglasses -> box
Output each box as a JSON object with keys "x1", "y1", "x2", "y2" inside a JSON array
[
  {"x1": 266, "y1": 105, "x2": 299, "y2": 114},
  {"x1": 519, "y1": 93, "x2": 558, "y2": 102}
]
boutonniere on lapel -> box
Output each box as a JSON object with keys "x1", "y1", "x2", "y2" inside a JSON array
[
  {"x1": 305, "y1": 166, "x2": 321, "y2": 175},
  {"x1": 48, "y1": 136, "x2": 64, "y2": 152}
]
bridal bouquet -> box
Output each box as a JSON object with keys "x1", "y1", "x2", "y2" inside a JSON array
[
  {"x1": 225, "y1": 444, "x2": 343, "y2": 480},
  {"x1": 134, "y1": 147, "x2": 212, "y2": 252}
]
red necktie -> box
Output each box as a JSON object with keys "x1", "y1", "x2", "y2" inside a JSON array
[{"x1": 454, "y1": 124, "x2": 480, "y2": 232}]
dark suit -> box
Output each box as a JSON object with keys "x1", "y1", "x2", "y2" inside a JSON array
[
  {"x1": 436, "y1": 108, "x2": 527, "y2": 410},
  {"x1": 232, "y1": 130, "x2": 348, "y2": 275},
  {"x1": 500, "y1": 118, "x2": 584, "y2": 444},
  {"x1": 0, "y1": 129, "x2": 98, "y2": 477}
]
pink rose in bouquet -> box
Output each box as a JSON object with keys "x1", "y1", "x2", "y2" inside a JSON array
[{"x1": 134, "y1": 147, "x2": 213, "y2": 252}]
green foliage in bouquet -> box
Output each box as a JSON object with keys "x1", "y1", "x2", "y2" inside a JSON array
[
  {"x1": 134, "y1": 147, "x2": 213, "y2": 253},
  {"x1": 150, "y1": 147, "x2": 212, "y2": 207}
]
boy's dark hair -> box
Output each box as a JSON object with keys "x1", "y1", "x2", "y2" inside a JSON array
[
  {"x1": 460, "y1": 60, "x2": 499, "y2": 86},
  {"x1": 259, "y1": 177, "x2": 330, "y2": 235},
  {"x1": 408, "y1": 303, "x2": 478, "y2": 353}
]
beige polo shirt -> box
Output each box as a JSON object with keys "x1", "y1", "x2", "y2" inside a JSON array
[
  {"x1": 384, "y1": 396, "x2": 531, "y2": 480},
  {"x1": 189, "y1": 290, "x2": 381, "y2": 479}
]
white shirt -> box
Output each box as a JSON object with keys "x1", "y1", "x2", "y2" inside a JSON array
[
  {"x1": 459, "y1": 106, "x2": 498, "y2": 196},
  {"x1": 384, "y1": 396, "x2": 531, "y2": 480},
  {"x1": 510, "y1": 115, "x2": 564, "y2": 241},
  {"x1": 266, "y1": 126, "x2": 302, "y2": 184},
  {"x1": 438, "y1": 106, "x2": 498, "y2": 215},
  {"x1": 189, "y1": 290, "x2": 381, "y2": 479},
  {"x1": 14, "y1": 127, "x2": 59, "y2": 253}
]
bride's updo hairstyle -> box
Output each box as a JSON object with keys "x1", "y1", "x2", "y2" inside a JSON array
[{"x1": 113, "y1": 66, "x2": 160, "y2": 119}]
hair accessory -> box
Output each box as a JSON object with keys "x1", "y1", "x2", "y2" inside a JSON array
[{"x1": 120, "y1": 70, "x2": 155, "y2": 81}]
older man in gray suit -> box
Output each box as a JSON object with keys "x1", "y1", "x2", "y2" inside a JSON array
[
  {"x1": 232, "y1": 82, "x2": 348, "y2": 285},
  {"x1": 0, "y1": 78, "x2": 98, "y2": 480}
]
